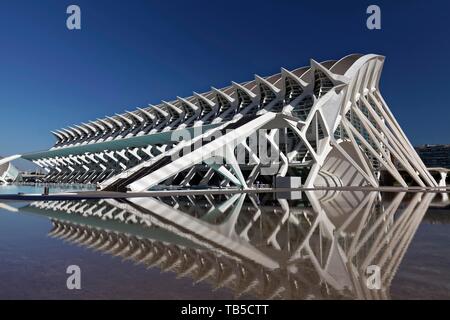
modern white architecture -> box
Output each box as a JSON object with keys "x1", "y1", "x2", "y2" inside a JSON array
[
  {"x1": 12, "y1": 54, "x2": 436, "y2": 191},
  {"x1": 0, "y1": 158, "x2": 21, "y2": 184}
]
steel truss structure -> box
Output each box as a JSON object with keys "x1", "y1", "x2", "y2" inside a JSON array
[
  {"x1": 19, "y1": 54, "x2": 437, "y2": 190},
  {"x1": 21, "y1": 190, "x2": 435, "y2": 299}
]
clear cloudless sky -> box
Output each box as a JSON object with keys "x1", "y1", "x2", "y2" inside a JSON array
[{"x1": 0, "y1": 0, "x2": 449, "y2": 168}]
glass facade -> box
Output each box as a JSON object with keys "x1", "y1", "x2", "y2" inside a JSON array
[{"x1": 415, "y1": 145, "x2": 450, "y2": 168}]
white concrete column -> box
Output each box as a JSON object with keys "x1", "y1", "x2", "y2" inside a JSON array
[{"x1": 439, "y1": 171, "x2": 447, "y2": 187}]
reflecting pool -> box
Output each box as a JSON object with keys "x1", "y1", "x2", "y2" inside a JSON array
[{"x1": 0, "y1": 186, "x2": 449, "y2": 299}]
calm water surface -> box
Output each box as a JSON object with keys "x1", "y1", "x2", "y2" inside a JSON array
[{"x1": 0, "y1": 185, "x2": 449, "y2": 299}]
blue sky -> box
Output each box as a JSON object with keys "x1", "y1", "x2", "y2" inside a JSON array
[{"x1": 0, "y1": 0, "x2": 449, "y2": 168}]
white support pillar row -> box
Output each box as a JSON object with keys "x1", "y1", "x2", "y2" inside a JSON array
[
  {"x1": 129, "y1": 148, "x2": 142, "y2": 161},
  {"x1": 141, "y1": 146, "x2": 154, "y2": 157}
]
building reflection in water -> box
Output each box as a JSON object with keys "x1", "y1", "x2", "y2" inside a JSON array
[{"x1": 19, "y1": 190, "x2": 439, "y2": 300}]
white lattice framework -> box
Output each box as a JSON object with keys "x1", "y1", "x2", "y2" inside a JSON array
[
  {"x1": 22, "y1": 190, "x2": 435, "y2": 299},
  {"x1": 17, "y1": 54, "x2": 437, "y2": 190}
]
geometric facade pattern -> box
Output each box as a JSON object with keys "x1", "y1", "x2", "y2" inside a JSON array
[{"x1": 20, "y1": 54, "x2": 437, "y2": 191}]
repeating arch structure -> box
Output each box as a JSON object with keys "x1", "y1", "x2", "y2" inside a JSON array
[
  {"x1": 20, "y1": 190, "x2": 435, "y2": 299},
  {"x1": 19, "y1": 54, "x2": 437, "y2": 190}
]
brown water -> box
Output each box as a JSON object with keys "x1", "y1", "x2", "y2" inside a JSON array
[{"x1": 0, "y1": 186, "x2": 449, "y2": 299}]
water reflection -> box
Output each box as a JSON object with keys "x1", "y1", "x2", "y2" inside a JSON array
[{"x1": 17, "y1": 190, "x2": 444, "y2": 299}]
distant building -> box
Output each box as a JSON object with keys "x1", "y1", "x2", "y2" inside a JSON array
[
  {"x1": 0, "y1": 159, "x2": 21, "y2": 183},
  {"x1": 415, "y1": 145, "x2": 450, "y2": 169},
  {"x1": 20, "y1": 171, "x2": 46, "y2": 183}
]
